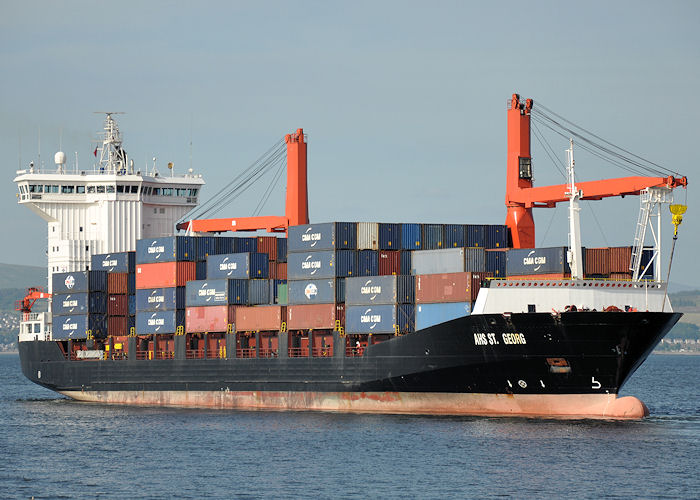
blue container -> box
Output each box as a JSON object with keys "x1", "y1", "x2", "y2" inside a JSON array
[
  {"x1": 196, "y1": 261, "x2": 207, "y2": 280},
  {"x1": 229, "y1": 279, "x2": 270, "y2": 305},
  {"x1": 485, "y1": 250, "x2": 507, "y2": 277},
  {"x1": 195, "y1": 236, "x2": 219, "y2": 261},
  {"x1": 378, "y1": 223, "x2": 401, "y2": 250},
  {"x1": 287, "y1": 250, "x2": 357, "y2": 279},
  {"x1": 234, "y1": 237, "x2": 258, "y2": 254},
  {"x1": 345, "y1": 275, "x2": 415, "y2": 305},
  {"x1": 288, "y1": 279, "x2": 338, "y2": 305},
  {"x1": 345, "y1": 304, "x2": 414, "y2": 334},
  {"x1": 276, "y1": 238, "x2": 288, "y2": 262},
  {"x1": 401, "y1": 223, "x2": 422, "y2": 250},
  {"x1": 53, "y1": 314, "x2": 107, "y2": 340},
  {"x1": 444, "y1": 225, "x2": 466, "y2": 248},
  {"x1": 136, "y1": 236, "x2": 195, "y2": 263},
  {"x1": 415, "y1": 302, "x2": 471, "y2": 330},
  {"x1": 90, "y1": 252, "x2": 135, "y2": 273},
  {"x1": 52, "y1": 292, "x2": 107, "y2": 315},
  {"x1": 287, "y1": 222, "x2": 357, "y2": 253},
  {"x1": 52, "y1": 271, "x2": 107, "y2": 294},
  {"x1": 465, "y1": 225, "x2": 485, "y2": 247},
  {"x1": 127, "y1": 273, "x2": 136, "y2": 295},
  {"x1": 421, "y1": 224, "x2": 444, "y2": 250},
  {"x1": 485, "y1": 225, "x2": 509, "y2": 249},
  {"x1": 400, "y1": 250, "x2": 412, "y2": 275},
  {"x1": 336, "y1": 277, "x2": 345, "y2": 303},
  {"x1": 136, "y1": 310, "x2": 185, "y2": 334},
  {"x1": 506, "y1": 247, "x2": 569, "y2": 276},
  {"x1": 640, "y1": 248, "x2": 654, "y2": 279},
  {"x1": 357, "y1": 250, "x2": 379, "y2": 277},
  {"x1": 216, "y1": 237, "x2": 235, "y2": 255},
  {"x1": 464, "y1": 247, "x2": 486, "y2": 272},
  {"x1": 206, "y1": 253, "x2": 269, "y2": 279},
  {"x1": 135, "y1": 287, "x2": 186, "y2": 311},
  {"x1": 128, "y1": 294, "x2": 136, "y2": 316}
]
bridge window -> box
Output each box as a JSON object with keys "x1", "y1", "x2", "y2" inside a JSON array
[
  {"x1": 117, "y1": 185, "x2": 124, "y2": 193},
  {"x1": 29, "y1": 185, "x2": 42, "y2": 193},
  {"x1": 61, "y1": 185, "x2": 74, "y2": 194},
  {"x1": 76, "y1": 186, "x2": 85, "y2": 194},
  {"x1": 162, "y1": 188, "x2": 173, "y2": 196},
  {"x1": 131, "y1": 185, "x2": 138, "y2": 193},
  {"x1": 87, "y1": 186, "x2": 95, "y2": 193},
  {"x1": 96, "y1": 186, "x2": 105, "y2": 193},
  {"x1": 152, "y1": 188, "x2": 161, "y2": 195},
  {"x1": 106, "y1": 185, "x2": 115, "y2": 193},
  {"x1": 189, "y1": 189, "x2": 198, "y2": 196}
]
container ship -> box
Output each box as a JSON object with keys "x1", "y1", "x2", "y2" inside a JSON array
[{"x1": 15, "y1": 95, "x2": 688, "y2": 419}]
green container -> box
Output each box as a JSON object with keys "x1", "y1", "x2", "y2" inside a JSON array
[{"x1": 277, "y1": 283, "x2": 288, "y2": 305}]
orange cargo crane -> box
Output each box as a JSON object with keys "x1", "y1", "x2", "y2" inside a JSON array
[
  {"x1": 506, "y1": 94, "x2": 687, "y2": 248},
  {"x1": 16, "y1": 287, "x2": 51, "y2": 314},
  {"x1": 177, "y1": 128, "x2": 308, "y2": 233}
]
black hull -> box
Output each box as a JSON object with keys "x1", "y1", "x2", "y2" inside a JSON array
[{"x1": 19, "y1": 312, "x2": 680, "y2": 415}]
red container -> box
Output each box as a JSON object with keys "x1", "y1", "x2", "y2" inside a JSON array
[
  {"x1": 108, "y1": 316, "x2": 128, "y2": 336},
  {"x1": 610, "y1": 272, "x2": 632, "y2": 280},
  {"x1": 232, "y1": 305, "x2": 287, "y2": 332},
  {"x1": 585, "y1": 248, "x2": 610, "y2": 275},
  {"x1": 186, "y1": 305, "x2": 230, "y2": 333},
  {"x1": 287, "y1": 304, "x2": 345, "y2": 330},
  {"x1": 507, "y1": 273, "x2": 571, "y2": 280},
  {"x1": 378, "y1": 251, "x2": 401, "y2": 275},
  {"x1": 469, "y1": 271, "x2": 493, "y2": 302},
  {"x1": 275, "y1": 262, "x2": 287, "y2": 280},
  {"x1": 136, "y1": 261, "x2": 196, "y2": 289},
  {"x1": 108, "y1": 273, "x2": 129, "y2": 294},
  {"x1": 609, "y1": 246, "x2": 632, "y2": 273},
  {"x1": 415, "y1": 272, "x2": 470, "y2": 303},
  {"x1": 107, "y1": 294, "x2": 128, "y2": 316},
  {"x1": 268, "y1": 264, "x2": 277, "y2": 280},
  {"x1": 257, "y1": 236, "x2": 278, "y2": 262}
]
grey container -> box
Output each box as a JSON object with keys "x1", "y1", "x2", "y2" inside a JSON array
[
  {"x1": 506, "y1": 247, "x2": 570, "y2": 276},
  {"x1": 345, "y1": 275, "x2": 415, "y2": 305},
  {"x1": 345, "y1": 304, "x2": 414, "y2": 334},
  {"x1": 286, "y1": 250, "x2": 361, "y2": 279},
  {"x1": 464, "y1": 247, "x2": 486, "y2": 272},
  {"x1": 52, "y1": 271, "x2": 107, "y2": 294},
  {"x1": 287, "y1": 222, "x2": 357, "y2": 253},
  {"x1": 52, "y1": 292, "x2": 107, "y2": 316},
  {"x1": 411, "y1": 248, "x2": 465, "y2": 275},
  {"x1": 288, "y1": 279, "x2": 338, "y2": 305},
  {"x1": 53, "y1": 314, "x2": 107, "y2": 340},
  {"x1": 206, "y1": 252, "x2": 269, "y2": 279}
]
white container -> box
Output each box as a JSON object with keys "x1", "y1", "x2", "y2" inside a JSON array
[{"x1": 357, "y1": 222, "x2": 379, "y2": 250}]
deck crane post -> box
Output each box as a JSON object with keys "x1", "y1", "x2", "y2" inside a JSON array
[{"x1": 177, "y1": 128, "x2": 308, "y2": 234}]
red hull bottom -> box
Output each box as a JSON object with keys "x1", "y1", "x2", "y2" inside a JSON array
[{"x1": 60, "y1": 390, "x2": 649, "y2": 420}]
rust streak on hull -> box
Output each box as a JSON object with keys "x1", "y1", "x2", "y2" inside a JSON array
[{"x1": 60, "y1": 390, "x2": 649, "y2": 420}]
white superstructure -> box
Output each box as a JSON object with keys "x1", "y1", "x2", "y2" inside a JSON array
[{"x1": 14, "y1": 113, "x2": 204, "y2": 294}]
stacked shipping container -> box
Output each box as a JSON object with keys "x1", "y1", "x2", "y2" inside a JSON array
[
  {"x1": 51, "y1": 271, "x2": 108, "y2": 339},
  {"x1": 92, "y1": 251, "x2": 136, "y2": 337}
]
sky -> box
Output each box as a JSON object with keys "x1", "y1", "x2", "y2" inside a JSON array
[{"x1": 1, "y1": 1, "x2": 698, "y2": 286}]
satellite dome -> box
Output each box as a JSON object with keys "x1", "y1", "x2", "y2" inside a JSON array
[{"x1": 54, "y1": 151, "x2": 66, "y2": 165}]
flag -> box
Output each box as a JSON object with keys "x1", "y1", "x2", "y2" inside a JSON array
[{"x1": 93, "y1": 146, "x2": 98, "y2": 157}]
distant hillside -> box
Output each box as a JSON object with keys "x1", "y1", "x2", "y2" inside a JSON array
[{"x1": 0, "y1": 263, "x2": 46, "y2": 290}]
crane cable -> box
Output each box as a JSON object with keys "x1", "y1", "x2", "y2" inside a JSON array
[
  {"x1": 662, "y1": 204, "x2": 687, "y2": 312},
  {"x1": 180, "y1": 139, "x2": 286, "y2": 222},
  {"x1": 530, "y1": 105, "x2": 679, "y2": 178}
]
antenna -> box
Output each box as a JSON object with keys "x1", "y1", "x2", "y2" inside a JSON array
[
  {"x1": 189, "y1": 112, "x2": 193, "y2": 172},
  {"x1": 38, "y1": 126, "x2": 41, "y2": 169}
]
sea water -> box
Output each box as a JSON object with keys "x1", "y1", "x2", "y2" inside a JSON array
[{"x1": 1, "y1": 354, "x2": 697, "y2": 499}]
